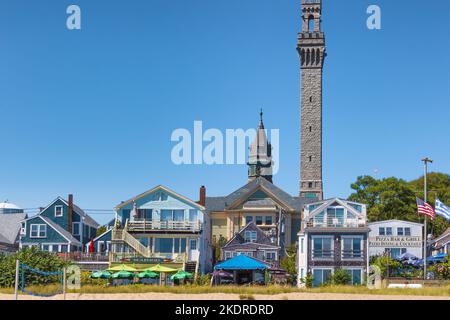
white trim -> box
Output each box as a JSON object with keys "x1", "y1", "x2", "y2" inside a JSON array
[
  {"x1": 92, "y1": 228, "x2": 111, "y2": 242},
  {"x1": 30, "y1": 224, "x2": 47, "y2": 238},
  {"x1": 38, "y1": 216, "x2": 79, "y2": 245},
  {"x1": 54, "y1": 205, "x2": 63, "y2": 217},
  {"x1": 114, "y1": 185, "x2": 205, "y2": 211}
]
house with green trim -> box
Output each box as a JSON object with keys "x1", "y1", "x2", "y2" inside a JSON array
[{"x1": 19, "y1": 195, "x2": 99, "y2": 253}]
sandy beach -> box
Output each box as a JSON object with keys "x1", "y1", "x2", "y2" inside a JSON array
[{"x1": 1, "y1": 292, "x2": 449, "y2": 300}]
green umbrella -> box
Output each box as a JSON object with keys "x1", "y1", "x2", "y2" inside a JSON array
[
  {"x1": 108, "y1": 264, "x2": 138, "y2": 272},
  {"x1": 90, "y1": 270, "x2": 111, "y2": 279},
  {"x1": 138, "y1": 270, "x2": 159, "y2": 279},
  {"x1": 170, "y1": 271, "x2": 193, "y2": 281},
  {"x1": 112, "y1": 270, "x2": 135, "y2": 279}
]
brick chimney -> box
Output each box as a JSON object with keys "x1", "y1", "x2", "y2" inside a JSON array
[
  {"x1": 68, "y1": 194, "x2": 73, "y2": 233},
  {"x1": 198, "y1": 186, "x2": 206, "y2": 206}
]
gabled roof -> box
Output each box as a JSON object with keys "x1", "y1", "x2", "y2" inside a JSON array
[
  {"x1": 223, "y1": 222, "x2": 279, "y2": 250},
  {"x1": 39, "y1": 197, "x2": 99, "y2": 228},
  {"x1": 432, "y1": 227, "x2": 450, "y2": 248},
  {"x1": 35, "y1": 216, "x2": 82, "y2": 246},
  {"x1": 93, "y1": 228, "x2": 112, "y2": 242},
  {"x1": 206, "y1": 177, "x2": 314, "y2": 212},
  {"x1": 0, "y1": 213, "x2": 27, "y2": 244},
  {"x1": 115, "y1": 185, "x2": 205, "y2": 211},
  {"x1": 306, "y1": 198, "x2": 365, "y2": 220}
]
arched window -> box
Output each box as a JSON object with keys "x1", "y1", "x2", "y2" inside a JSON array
[{"x1": 316, "y1": 49, "x2": 320, "y2": 65}]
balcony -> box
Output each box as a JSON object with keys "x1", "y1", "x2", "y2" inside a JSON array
[
  {"x1": 306, "y1": 218, "x2": 366, "y2": 229},
  {"x1": 341, "y1": 250, "x2": 363, "y2": 260},
  {"x1": 127, "y1": 220, "x2": 202, "y2": 233},
  {"x1": 312, "y1": 249, "x2": 334, "y2": 260}
]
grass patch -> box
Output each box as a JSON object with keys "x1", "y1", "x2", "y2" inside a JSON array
[{"x1": 2, "y1": 284, "x2": 449, "y2": 297}]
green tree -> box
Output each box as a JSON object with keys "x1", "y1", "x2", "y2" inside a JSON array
[
  {"x1": 96, "y1": 226, "x2": 107, "y2": 237},
  {"x1": 280, "y1": 244, "x2": 297, "y2": 284},
  {"x1": 348, "y1": 173, "x2": 450, "y2": 237}
]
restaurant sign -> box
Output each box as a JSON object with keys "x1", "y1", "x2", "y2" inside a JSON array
[
  {"x1": 369, "y1": 236, "x2": 422, "y2": 248},
  {"x1": 128, "y1": 257, "x2": 166, "y2": 264}
]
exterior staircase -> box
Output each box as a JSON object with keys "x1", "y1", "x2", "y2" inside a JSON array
[
  {"x1": 184, "y1": 261, "x2": 197, "y2": 274},
  {"x1": 112, "y1": 228, "x2": 151, "y2": 258}
]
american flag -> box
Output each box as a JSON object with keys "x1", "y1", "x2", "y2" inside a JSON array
[{"x1": 416, "y1": 197, "x2": 436, "y2": 219}]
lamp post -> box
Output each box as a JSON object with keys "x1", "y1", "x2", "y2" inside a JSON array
[{"x1": 421, "y1": 157, "x2": 433, "y2": 280}]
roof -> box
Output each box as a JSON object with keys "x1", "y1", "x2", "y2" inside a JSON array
[
  {"x1": 39, "y1": 216, "x2": 82, "y2": 246},
  {"x1": 205, "y1": 177, "x2": 315, "y2": 212},
  {"x1": 368, "y1": 219, "x2": 424, "y2": 227},
  {"x1": 115, "y1": 185, "x2": 205, "y2": 211},
  {"x1": 223, "y1": 222, "x2": 279, "y2": 249},
  {"x1": 0, "y1": 202, "x2": 22, "y2": 210},
  {"x1": 0, "y1": 213, "x2": 27, "y2": 244},
  {"x1": 432, "y1": 227, "x2": 450, "y2": 248},
  {"x1": 214, "y1": 254, "x2": 269, "y2": 270},
  {"x1": 40, "y1": 197, "x2": 99, "y2": 228}
]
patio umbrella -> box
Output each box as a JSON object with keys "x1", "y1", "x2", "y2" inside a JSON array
[
  {"x1": 138, "y1": 270, "x2": 159, "y2": 279},
  {"x1": 112, "y1": 270, "x2": 135, "y2": 279},
  {"x1": 90, "y1": 270, "x2": 111, "y2": 279},
  {"x1": 427, "y1": 253, "x2": 448, "y2": 263},
  {"x1": 108, "y1": 264, "x2": 138, "y2": 272},
  {"x1": 397, "y1": 252, "x2": 418, "y2": 261},
  {"x1": 212, "y1": 270, "x2": 233, "y2": 277},
  {"x1": 89, "y1": 240, "x2": 95, "y2": 253},
  {"x1": 170, "y1": 271, "x2": 193, "y2": 281},
  {"x1": 145, "y1": 264, "x2": 178, "y2": 273}
]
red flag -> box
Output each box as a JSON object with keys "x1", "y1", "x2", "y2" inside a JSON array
[
  {"x1": 416, "y1": 198, "x2": 436, "y2": 220},
  {"x1": 89, "y1": 239, "x2": 95, "y2": 253}
]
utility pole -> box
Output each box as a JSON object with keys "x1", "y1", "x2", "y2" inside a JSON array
[{"x1": 422, "y1": 157, "x2": 433, "y2": 280}]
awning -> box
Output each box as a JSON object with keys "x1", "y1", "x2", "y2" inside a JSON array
[{"x1": 214, "y1": 254, "x2": 269, "y2": 271}]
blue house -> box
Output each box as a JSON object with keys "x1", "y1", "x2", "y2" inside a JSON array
[
  {"x1": 20, "y1": 195, "x2": 99, "y2": 253},
  {"x1": 92, "y1": 219, "x2": 115, "y2": 254},
  {"x1": 111, "y1": 185, "x2": 212, "y2": 274}
]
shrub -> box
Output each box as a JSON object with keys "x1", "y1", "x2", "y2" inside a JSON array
[
  {"x1": 332, "y1": 268, "x2": 351, "y2": 285},
  {"x1": 0, "y1": 247, "x2": 68, "y2": 288},
  {"x1": 194, "y1": 274, "x2": 211, "y2": 286}
]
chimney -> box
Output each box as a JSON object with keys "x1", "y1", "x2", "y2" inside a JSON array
[
  {"x1": 198, "y1": 186, "x2": 206, "y2": 206},
  {"x1": 68, "y1": 194, "x2": 73, "y2": 234}
]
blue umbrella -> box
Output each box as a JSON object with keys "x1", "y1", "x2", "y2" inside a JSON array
[
  {"x1": 397, "y1": 252, "x2": 418, "y2": 261},
  {"x1": 427, "y1": 253, "x2": 448, "y2": 264}
]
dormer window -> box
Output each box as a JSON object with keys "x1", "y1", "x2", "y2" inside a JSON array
[
  {"x1": 55, "y1": 205, "x2": 63, "y2": 217},
  {"x1": 244, "y1": 231, "x2": 257, "y2": 243}
]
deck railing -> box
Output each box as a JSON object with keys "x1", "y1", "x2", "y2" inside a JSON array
[
  {"x1": 127, "y1": 220, "x2": 202, "y2": 232},
  {"x1": 306, "y1": 218, "x2": 366, "y2": 229},
  {"x1": 57, "y1": 252, "x2": 110, "y2": 262}
]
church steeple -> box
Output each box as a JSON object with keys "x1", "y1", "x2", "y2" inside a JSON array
[{"x1": 248, "y1": 110, "x2": 273, "y2": 183}]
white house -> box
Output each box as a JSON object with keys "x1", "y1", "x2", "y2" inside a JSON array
[{"x1": 368, "y1": 220, "x2": 423, "y2": 259}]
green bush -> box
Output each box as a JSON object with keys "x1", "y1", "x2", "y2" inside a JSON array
[
  {"x1": 0, "y1": 247, "x2": 68, "y2": 288},
  {"x1": 194, "y1": 274, "x2": 211, "y2": 286},
  {"x1": 332, "y1": 268, "x2": 351, "y2": 285}
]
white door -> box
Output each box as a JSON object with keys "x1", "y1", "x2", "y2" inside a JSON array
[{"x1": 189, "y1": 239, "x2": 198, "y2": 261}]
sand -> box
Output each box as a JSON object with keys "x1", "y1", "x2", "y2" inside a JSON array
[{"x1": 1, "y1": 292, "x2": 449, "y2": 300}]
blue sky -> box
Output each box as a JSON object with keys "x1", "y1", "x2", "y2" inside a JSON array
[{"x1": 1, "y1": 0, "x2": 449, "y2": 224}]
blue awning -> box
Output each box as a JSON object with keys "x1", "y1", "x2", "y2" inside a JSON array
[{"x1": 214, "y1": 254, "x2": 269, "y2": 271}]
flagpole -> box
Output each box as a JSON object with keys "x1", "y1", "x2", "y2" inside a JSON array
[{"x1": 422, "y1": 157, "x2": 433, "y2": 280}]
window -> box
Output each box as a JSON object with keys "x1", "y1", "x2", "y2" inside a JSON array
[
  {"x1": 225, "y1": 252, "x2": 232, "y2": 260},
  {"x1": 379, "y1": 227, "x2": 385, "y2": 236},
  {"x1": 155, "y1": 238, "x2": 173, "y2": 253},
  {"x1": 189, "y1": 210, "x2": 198, "y2": 222},
  {"x1": 173, "y1": 210, "x2": 185, "y2": 221},
  {"x1": 301, "y1": 238, "x2": 304, "y2": 254},
  {"x1": 30, "y1": 224, "x2": 47, "y2": 238},
  {"x1": 245, "y1": 216, "x2": 253, "y2": 225},
  {"x1": 265, "y1": 216, "x2": 273, "y2": 225},
  {"x1": 20, "y1": 223, "x2": 26, "y2": 236},
  {"x1": 388, "y1": 248, "x2": 406, "y2": 259},
  {"x1": 255, "y1": 216, "x2": 263, "y2": 225},
  {"x1": 405, "y1": 228, "x2": 411, "y2": 236},
  {"x1": 55, "y1": 205, "x2": 63, "y2": 217},
  {"x1": 244, "y1": 231, "x2": 257, "y2": 243},
  {"x1": 386, "y1": 227, "x2": 393, "y2": 235},
  {"x1": 72, "y1": 222, "x2": 80, "y2": 236},
  {"x1": 161, "y1": 209, "x2": 185, "y2": 221},
  {"x1": 309, "y1": 126, "x2": 312, "y2": 132},
  {"x1": 265, "y1": 251, "x2": 276, "y2": 261},
  {"x1": 397, "y1": 227, "x2": 404, "y2": 236},
  {"x1": 342, "y1": 237, "x2": 362, "y2": 259},
  {"x1": 161, "y1": 210, "x2": 172, "y2": 221},
  {"x1": 61, "y1": 245, "x2": 68, "y2": 253},
  {"x1": 327, "y1": 207, "x2": 344, "y2": 226},
  {"x1": 190, "y1": 239, "x2": 197, "y2": 251},
  {"x1": 312, "y1": 237, "x2": 333, "y2": 259},
  {"x1": 345, "y1": 269, "x2": 362, "y2": 285},
  {"x1": 312, "y1": 269, "x2": 332, "y2": 287},
  {"x1": 309, "y1": 156, "x2": 312, "y2": 162}
]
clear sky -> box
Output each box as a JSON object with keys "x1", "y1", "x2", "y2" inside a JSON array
[{"x1": 1, "y1": 0, "x2": 449, "y2": 225}]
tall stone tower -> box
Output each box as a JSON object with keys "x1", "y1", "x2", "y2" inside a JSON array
[{"x1": 297, "y1": 0, "x2": 325, "y2": 200}]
